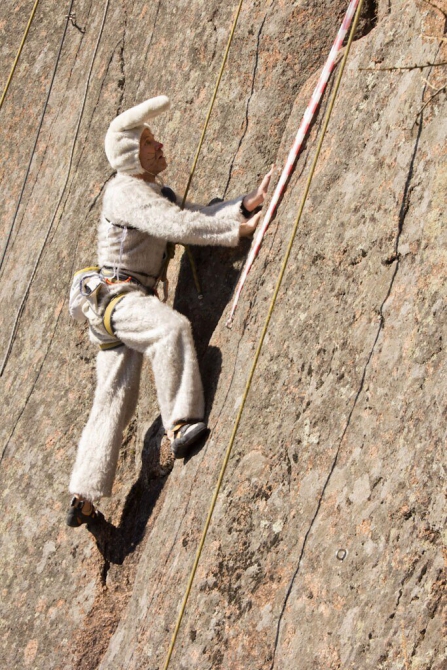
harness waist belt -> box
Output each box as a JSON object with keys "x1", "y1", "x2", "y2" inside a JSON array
[
  {"x1": 101, "y1": 265, "x2": 158, "y2": 286},
  {"x1": 101, "y1": 266, "x2": 141, "y2": 286}
]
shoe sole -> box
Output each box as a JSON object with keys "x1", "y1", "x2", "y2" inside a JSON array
[
  {"x1": 171, "y1": 423, "x2": 207, "y2": 459},
  {"x1": 66, "y1": 509, "x2": 104, "y2": 527}
]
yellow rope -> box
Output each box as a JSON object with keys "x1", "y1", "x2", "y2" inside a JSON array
[
  {"x1": 180, "y1": 0, "x2": 244, "y2": 208},
  {"x1": 184, "y1": 244, "x2": 203, "y2": 298},
  {"x1": 0, "y1": 0, "x2": 41, "y2": 112},
  {"x1": 0, "y1": 0, "x2": 75, "y2": 275},
  {"x1": 161, "y1": 0, "x2": 365, "y2": 666},
  {"x1": 0, "y1": 0, "x2": 110, "y2": 378},
  {"x1": 167, "y1": 0, "x2": 245, "y2": 297}
]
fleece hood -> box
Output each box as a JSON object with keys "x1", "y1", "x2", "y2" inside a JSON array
[{"x1": 104, "y1": 95, "x2": 170, "y2": 174}]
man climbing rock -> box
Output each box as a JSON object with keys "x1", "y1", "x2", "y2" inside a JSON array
[{"x1": 67, "y1": 95, "x2": 272, "y2": 527}]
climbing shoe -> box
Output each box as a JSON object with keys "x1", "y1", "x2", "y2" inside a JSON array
[
  {"x1": 169, "y1": 421, "x2": 207, "y2": 459},
  {"x1": 66, "y1": 497, "x2": 103, "y2": 527}
]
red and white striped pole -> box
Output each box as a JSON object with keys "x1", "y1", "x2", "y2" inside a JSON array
[{"x1": 226, "y1": 0, "x2": 360, "y2": 328}]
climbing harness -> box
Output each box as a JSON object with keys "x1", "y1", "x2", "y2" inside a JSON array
[
  {"x1": 0, "y1": 0, "x2": 110, "y2": 378},
  {"x1": 0, "y1": 0, "x2": 41, "y2": 112},
  {"x1": 69, "y1": 263, "x2": 156, "y2": 351},
  {"x1": 226, "y1": 0, "x2": 361, "y2": 327},
  {"x1": 162, "y1": 0, "x2": 245, "y2": 299},
  {"x1": 101, "y1": 266, "x2": 150, "y2": 288},
  {"x1": 68, "y1": 266, "x2": 101, "y2": 322},
  {"x1": 102, "y1": 294, "x2": 127, "y2": 343},
  {"x1": 162, "y1": 0, "x2": 365, "y2": 666},
  {"x1": 100, "y1": 267, "x2": 157, "y2": 350}
]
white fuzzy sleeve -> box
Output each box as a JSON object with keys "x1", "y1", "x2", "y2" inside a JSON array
[{"x1": 104, "y1": 175, "x2": 244, "y2": 247}]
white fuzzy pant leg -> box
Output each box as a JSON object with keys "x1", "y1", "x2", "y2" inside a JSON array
[
  {"x1": 70, "y1": 293, "x2": 204, "y2": 500},
  {"x1": 69, "y1": 347, "x2": 143, "y2": 500},
  {"x1": 112, "y1": 292, "x2": 205, "y2": 428}
]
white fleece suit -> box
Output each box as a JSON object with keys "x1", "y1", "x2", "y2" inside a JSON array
[{"x1": 69, "y1": 96, "x2": 246, "y2": 500}]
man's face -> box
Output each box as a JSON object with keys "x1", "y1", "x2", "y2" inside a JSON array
[{"x1": 139, "y1": 127, "x2": 167, "y2": 175}]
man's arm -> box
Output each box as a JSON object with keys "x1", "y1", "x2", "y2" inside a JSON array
[
  {"x1": 182, "y1": 166, "x2": 274, "y2": 239},
  {"x1": 106, "y1": 179, "x2": 244, "y2": 247}
]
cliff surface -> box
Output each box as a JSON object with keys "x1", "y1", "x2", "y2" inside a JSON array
[{"x1": 0, "y1": 0, "x2": 446, "y2": 668}]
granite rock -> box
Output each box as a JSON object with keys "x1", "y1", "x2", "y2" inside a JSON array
[{"x1": 0, "y1": 0, "x2": 445, "y2": 668}]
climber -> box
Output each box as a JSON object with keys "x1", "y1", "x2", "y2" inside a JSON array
[{"x1": 66, "y1": 95, "x2": 273, "y2": 527}]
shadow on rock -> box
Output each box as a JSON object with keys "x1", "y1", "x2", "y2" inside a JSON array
[
  {"x1": 173, "y1": 241, "x2": 248, "y2": 419},
  {"x1": 173, "y1": 240, "x2": 251, "y2": 356},
  {"x1": 184, "y1": 428, "x2": 210, "y2": 464},
  {"x1": 88, "y1": 418, "x2": 173, "y2": 564}
]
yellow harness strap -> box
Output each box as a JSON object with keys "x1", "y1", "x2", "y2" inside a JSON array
[
  {"x1": 73, "y1": 265, "x2": 100, "y2": 278},
  {"x1": 99, "y1": 340, "x2": 123, "y2": 351},
  {"x1": 103, "y1": 294, "x2": 127, "y2": 338}
]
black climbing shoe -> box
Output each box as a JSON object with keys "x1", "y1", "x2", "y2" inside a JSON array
[
  {"x1": 66, "y1": 497, "x2": 103, "y2": 527},
  {"x1": 169, "y1": 421, "x2": 207, "y2": 459}
]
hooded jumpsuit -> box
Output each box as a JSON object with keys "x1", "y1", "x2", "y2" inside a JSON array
[{"x1": 69, "y1": 173, "x2": 246, "y2": 500}]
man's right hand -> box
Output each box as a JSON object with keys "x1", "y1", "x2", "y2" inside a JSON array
[{"x1": 239, "y1": 211, "x2": 262, "y2": 238}]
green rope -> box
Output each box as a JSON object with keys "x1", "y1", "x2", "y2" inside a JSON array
[{"x1": 161, "y1": 0, "x2": 365, "y2": 666}]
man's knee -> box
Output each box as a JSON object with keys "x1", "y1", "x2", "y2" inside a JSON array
[{"x1": 168, "y1": 310, "x2": 193, "y2": 341}]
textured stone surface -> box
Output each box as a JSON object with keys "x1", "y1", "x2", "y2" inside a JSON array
[{"x1": 0, "y1": 0, "x2": 446, "y2": 669}]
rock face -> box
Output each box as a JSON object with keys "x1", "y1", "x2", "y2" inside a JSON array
[{"x1": 0, "y1": 0, "x2": 446, "y2": 668}]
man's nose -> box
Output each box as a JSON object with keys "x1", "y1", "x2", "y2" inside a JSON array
[{"x1": 155, "y1": 142, "x2": 163, "y2": 150}]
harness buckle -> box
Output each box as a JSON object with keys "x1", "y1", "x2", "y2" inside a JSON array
[{"x1": 104, "y1": 276, "x2": 132, "y2": 286}]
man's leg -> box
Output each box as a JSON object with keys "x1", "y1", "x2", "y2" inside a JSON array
[
  {"x1": 69, "y1": 346, "x2": 143, "y2": 501},
  {"x1": 112, "y1": 292, "x2": 205, "y2": 430}
]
